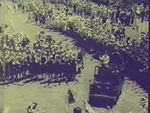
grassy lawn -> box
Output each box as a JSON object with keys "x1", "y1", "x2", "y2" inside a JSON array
[
  {"x1": 0, "y1": 1, "x2": 148, "y2": 113},
  {"x1": 0, "y1": 78, "x2": 147, "y2": 113}
]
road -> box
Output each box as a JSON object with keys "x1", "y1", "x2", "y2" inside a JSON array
[{"x1": 0, "y1": 1, "x2": 148, "y2": 113}]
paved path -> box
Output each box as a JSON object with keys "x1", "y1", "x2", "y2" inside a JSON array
[
  {"x1": 0, "y1": 2, "x2": 101, "y2": 113},
  {"x1": 0, "y1": 1, "x2": 148, "y2": 113}
]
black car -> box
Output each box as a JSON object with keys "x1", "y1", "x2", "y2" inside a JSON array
[{"x1": 88, "y1": 52, "x2": 125, "y2": 108}]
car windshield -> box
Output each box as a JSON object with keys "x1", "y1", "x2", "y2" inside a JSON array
[{"x1": 110, "y1": 53, "x2": 123, "y2": 65}]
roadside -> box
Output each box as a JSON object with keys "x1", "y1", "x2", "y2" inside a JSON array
[{"x1": 0, "y1": 1, "x2": 148, "y2": 113}]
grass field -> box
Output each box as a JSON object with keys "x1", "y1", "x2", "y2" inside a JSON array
[
  {"x1": 0, "y1": 1, "x2": 148, "y2": 113},
  {"x1": 0, "y1": 78, "x2": 147, "y2": 113}
]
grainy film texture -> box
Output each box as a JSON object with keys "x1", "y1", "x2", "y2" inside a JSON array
[{"x1": 0, "y1": 0, "x2": 149, "y2": 113}]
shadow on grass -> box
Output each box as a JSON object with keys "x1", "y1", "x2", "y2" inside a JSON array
[{"x1": 47, "y1": 28, "x2": 149, "y2": 92}]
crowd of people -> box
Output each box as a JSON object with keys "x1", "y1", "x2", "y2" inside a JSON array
[
  {"x1": 0, "y1": 31, "x2": 83, "y2": 84},
  {"x1": 13, "y1": 0, "x2": 149, "y2": 72},
  {"x1": 2, "y1": 0, "x2": 149, "y2": 79},
  {"x1": 0, "y1": 1, "x2": 149, "y2": 113},
  {"x1": 52, "y1": 0, "x2": 149, "y2": 24},
  {"x1": 14, "y1": 0, "x2": 146, "y2": 41}
]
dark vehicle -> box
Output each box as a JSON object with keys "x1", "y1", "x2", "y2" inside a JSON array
[{"x1": 88, "y1": 52, "x2": 125, "y2": 108}]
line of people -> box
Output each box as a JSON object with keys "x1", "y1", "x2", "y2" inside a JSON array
[
  {"x1": 43, "y1": 0, "x2": 149, "y2": 24},
  {"x1": 0, "y1": 31, "x2": 83, "y2": 84},
  {"x1": 9, "y1": 0, "x2": 149, "y2": 72}
]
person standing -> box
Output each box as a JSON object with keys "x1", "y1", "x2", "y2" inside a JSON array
[
  {"x1": 141, "y1": 9, "x2": 145, "y2": 23},
  {"x1": 27, "y1": 12, "x2": 32, "y2": 23},
  {"x1": 115, "y1": 6, "x2": 120, "y2": 23},
  {"x1": 100, "y1": 53, "x2": 110, "y2": 67},
  {"x1": 130, "y1": 10, "x2": 135, "y2": 25},
  {"x1": 67, "y1": 89, "x2": 75, "y2": 104}
]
